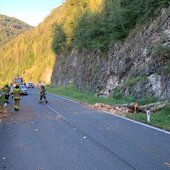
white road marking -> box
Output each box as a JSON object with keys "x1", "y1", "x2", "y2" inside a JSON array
[
  {"x1": 46, "y1": 105, "x2": 61, "y2": 115},
  {"x1": 104, "y1": 111, "x2": 170, "y2": 135},
  {"x1": 47, "y1": 93, "x2": 79, "y2": 104},
  {"x1": 46, "y1": 92, "x2": 170, "y2": 135}
]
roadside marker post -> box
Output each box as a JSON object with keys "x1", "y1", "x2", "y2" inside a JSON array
[{"x1": 146, "y1": 108, "x2": 151, "y2": 123}]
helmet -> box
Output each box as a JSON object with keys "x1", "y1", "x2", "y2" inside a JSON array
[{"x1": 16, "y1": 83, "x2": 20, "y2": 88}]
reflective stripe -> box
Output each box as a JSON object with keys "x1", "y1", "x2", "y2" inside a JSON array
[
  {"x1": 13, "y1": 88, "x2": 21, "y2": 98},
  {"x1": 14, "y1": 97, "x2": 20, "y2": 99}
]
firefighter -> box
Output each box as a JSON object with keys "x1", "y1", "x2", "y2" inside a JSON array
[
  {"x1": 39, "y1": 85, "x2": 48, "y2": 103},
  {"x1": 13, "y1": 84, "x2": 21, "y2": 111},
  {"x1": 3, "y1": 84, "x2": 10, "y2": 104},
  {"x1": 10, "y1": 84, "x2": 14, "y2": 99}
]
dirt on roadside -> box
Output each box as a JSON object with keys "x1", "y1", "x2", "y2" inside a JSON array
[
  {"x1": 83, "y1": 103, "x2": 128, "y2": 116},
  {"x1": 0, "y1": 106, "x2": 10, "y2": 119}
]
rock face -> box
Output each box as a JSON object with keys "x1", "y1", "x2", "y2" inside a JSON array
[{"x1": 51, "y1": 8, "x2": 170, "y2": 100}]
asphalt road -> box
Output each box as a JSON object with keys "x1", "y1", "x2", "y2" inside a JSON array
[{"x1": 0, "y1": 88, "x2": 170, "y2": 170}]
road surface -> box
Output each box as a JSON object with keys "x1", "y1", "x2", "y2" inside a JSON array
[{"x1": 0, "y1": 88, "x2": 170, "y2": 170}]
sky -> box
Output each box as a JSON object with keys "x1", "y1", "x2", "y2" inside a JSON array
[{"x1": 0, "y1": 0, "x2": 63, "y2": 26}]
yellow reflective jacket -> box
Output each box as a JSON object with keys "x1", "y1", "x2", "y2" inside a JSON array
[
  {"x1": 40, "y1": 88, "x2": 46, "y2": 95},
  {"x1": 13, "y1": 88, "x2": 21, "y2": 99},
  {"x1": 4, "y1": 86, "x2": 10, "y2": 94}
]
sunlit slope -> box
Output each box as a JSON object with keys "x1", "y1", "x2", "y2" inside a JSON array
[
  {"x1": 0, "y1": 0, "x2": 104, "y2": 85},
  {"x1": 0, "y1": 5, "x2": 67, "y2": 85},
  {"x1": 0, "y1": 14, "x2": 33, "y2": 46}
]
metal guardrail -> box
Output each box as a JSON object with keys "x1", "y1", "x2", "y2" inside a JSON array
[
  {"x1": 0, "y1": 92, "x2": 4, "y2": 98},
  {"x1": 0, "y1": 92, "x2": 4, "y2": 107}
]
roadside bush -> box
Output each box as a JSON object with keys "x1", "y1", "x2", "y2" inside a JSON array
[
  {"x1": 162, "y1": 61, "x2": 170, "y2": 74},
  {"x1": 52, "y1": 25, "x2": 66, "y2": 54},
  {"x1": 155, "y1": 45, "x2": 170, "y2": 59},
  {"x1": 125, "y1": 76, "x2": 146, "y2": 87},
  {"x1": 112, "y1": 87, "x2": 123, "y2": 99}
]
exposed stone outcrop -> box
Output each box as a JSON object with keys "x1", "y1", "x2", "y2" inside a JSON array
[{"x1": 51, "y1": 8, "x2": 170, "y2": 100}]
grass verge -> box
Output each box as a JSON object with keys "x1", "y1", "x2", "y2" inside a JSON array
[
  {"x1": 46, "y1": 85, "x2": 132, "y2": 105},
  {"x1": 46, "y1": 85, "x2": 170, "y2": 131},
  {"x1": 127, "y1": 108, "x2": 170, "y2": 131}
]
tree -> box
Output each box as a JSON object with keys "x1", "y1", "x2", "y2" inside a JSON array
[{"x1": 52, "y1": 25, "x2": 66, "y2": 54}]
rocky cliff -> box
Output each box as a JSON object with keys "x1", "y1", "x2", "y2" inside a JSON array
[{"x1": 51, "y1": 7, "x2": 170, "y2": 100}]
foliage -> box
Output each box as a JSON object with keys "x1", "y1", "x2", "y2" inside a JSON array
[
  {"x1": 0, "y1": 0, "x2": 169, "y2": 85},
  {"x1": 0, "y1": 4, "x2": 68, "y2": 85},
  {"x1": 46, "y1": 84, "x2": 132, "y2": 105},
  {"x1": 125, "y1": 76, "x2": 146, "y2": 87},
  {"x1": 154, "y1": 45, "x2": 170, "y2": 75},
  {"x1": 127, "y1": 107, "x2": 170, "y2": 131},
  {"x1": 52, "y1": 0, "x2": 169, "y2": 53},
  {"x1": 52, "y1": 25, "x2": 66, "y2": 54},
  {"x1": 162, "y1": 61, "x2": 170, "y2": 74},
  {"x1": 47, "y1": 84, "x2": 160, "y2": 105},
  {"x1": 155, "y1": 45, "x2": 170, "y2": 59},
  {"x1": 112, "y1": 87, "x2": 123, "y2": 99},
  {"x1": 0, "y1": 14, "x2": 33, "y2": 46},
  {"x1": 137, "y1": 96, "x2": 160, "y2": 105}
]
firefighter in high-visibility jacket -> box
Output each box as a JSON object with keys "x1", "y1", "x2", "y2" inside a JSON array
[
  {"x1": 3, "y1": 84, "x2": 10, "y2": 103},
  {"x1": 13, "y1": 84, "x2": 21, "y2": 111},
  {"x1": 39, "y1": 85, "x2": 48, "y2": 103}
]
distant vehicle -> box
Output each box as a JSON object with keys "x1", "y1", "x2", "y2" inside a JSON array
[
  {"x1": 13, "y1": 76, "x2": 24, "y2": 87},
  {"x1": 27, "y1": 82, "x2": 34, "y2": 88},
  {"x1": 19, "y1": 84, "x2": 28, "y2": 95}
]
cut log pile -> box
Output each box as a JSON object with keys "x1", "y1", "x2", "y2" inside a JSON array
[
  {"x1": 91, "y1": 100, "x2": 169, "y2": 114},
  {"x1": 116, "y1": 100, "x2": 169, "y2": 113},
  {"x1": 94, "y1": 103, "x2": 127, "y2": 115},
  {"x1": 139, "y1": 101, "x2": 169, "y2": 112}
]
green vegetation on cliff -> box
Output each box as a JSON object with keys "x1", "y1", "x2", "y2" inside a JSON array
[{"x1": 52, "y1": 0, "x2": 169, "y2": 53}]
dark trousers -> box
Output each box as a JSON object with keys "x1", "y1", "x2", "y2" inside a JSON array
[
  {"x1": 40, "y1": 94, "x2": 46, "y2": 101},
  {"x1": 5, "y1": 94, "x2": 9, "y2": 103},
  {"x1": 14, "y1": 98, "x2": 20, "y2": 110}
]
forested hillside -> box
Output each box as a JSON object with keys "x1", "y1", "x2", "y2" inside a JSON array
[
  {"x1": 0, "y1": 14, "x2": 32, "y2": 46},
  {"x1": 52, "y1": 0, "x2": 168, "y2": 53},
  {"x1": 0, "y1": 5, "x2": 68, "y2": 85},
  {"x1": 0, "y1": 0, "x2": 102, "y2": 85}
]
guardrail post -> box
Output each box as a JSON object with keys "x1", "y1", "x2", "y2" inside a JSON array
[{"x1": 146, "y1": 108, "x2": 151, "y2": 123}]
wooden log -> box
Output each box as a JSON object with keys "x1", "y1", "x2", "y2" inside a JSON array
[
  {"x1": 116, "y1": 101, "x2": 169, "y2": 113},
  {"x1": 139, "y1": 101, "x2": 168, "y2": 112},
  {"x1": 116, "y1": 103, "x2": 134, "y2": 107},
  {"x1": 94, "y1": 100, "x2": 169, "y2": 114}
]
